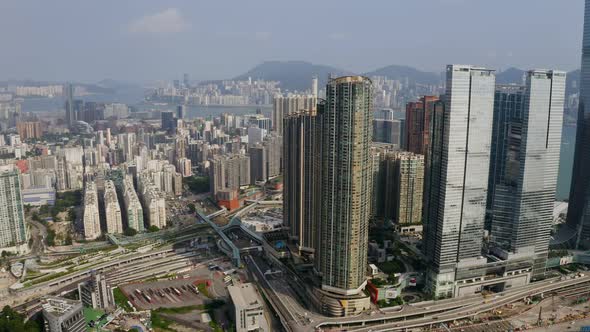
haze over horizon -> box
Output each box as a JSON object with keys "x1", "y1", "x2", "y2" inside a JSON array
[{"x1": 0, "y1": 0, "x2": 583, "y2": 83}]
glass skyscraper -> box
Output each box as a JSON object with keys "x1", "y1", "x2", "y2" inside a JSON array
[
  {"x1": 319, "y1": 76, "x2": 373, "y2": 296},
  {"x1": 568, "y1": 0, "x2": 590, "y2": 249},
  {"x1": 489, "y1": 70, "x2": 566, "y2": 278},
  {"x1": 423, "y1": 65, "x2": 495, "y2": 298}
]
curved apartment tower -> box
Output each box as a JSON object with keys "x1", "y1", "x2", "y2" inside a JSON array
[{"x1": 319, "y1": 76, "x2": 373, "y2": 296}]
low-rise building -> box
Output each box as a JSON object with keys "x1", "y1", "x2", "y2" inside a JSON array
[
  {"x1": 42, "y1": 297, "x2": 86, "y2": 332},
  {"x1": 228, "y1": 283, "x2": 268, "y2": 332},
  {"x1": 78, "y1": 271, "x2": 114, "y2": 310}
]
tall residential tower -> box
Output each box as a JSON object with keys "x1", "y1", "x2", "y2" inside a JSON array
[
  {"x1": 0, "y1": 165, "x2": 28, "y2": 254},
  {"x1": 319, "y1": 76, "x2": 373, "y2": 296}
]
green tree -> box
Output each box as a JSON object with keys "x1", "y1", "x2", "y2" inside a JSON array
[
  {"x1": 46, "y1": 229, "x2": 56, "y2": 246},
  {"x1": 148, "y1": 225, "x2": 160, "y2": 233},
  {"x1": 67, "y1": 208, "x2": 76, "y2": 222},
  {"x1": 187, "y1": 203, "x2": 196, "y2": 213},
  {"x1": 124, "y1": 227, "x2": 137, "y2": 237},
  {"x1": 64, "y1": 234, "x2": 73, "y2": 245},
  {"x1": 0, "y1": 305, "x2": 40, "y2": 332}
]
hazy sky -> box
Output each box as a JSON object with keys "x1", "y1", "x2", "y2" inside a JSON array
[{"x1": 0, "y1": 0, "x2": 583, "y2": 83}]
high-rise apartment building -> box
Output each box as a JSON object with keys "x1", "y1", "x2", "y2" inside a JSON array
[
  {"x1": 272, "y1": 95, "x2": 317, "y2": 135},
  {"x1": 489, "y1": 70, "x2": 566, "y2": 277},
  {"x1": 209, "y1": 154, "x2": 250, "y2": 195},
  {"x1": 16, "y1": 121, "x2": 43, "y2": 140},
  {"x1": 123, "y1": 177, "x2": 144, "y2": 232},
  {"x1": 318, "y1": 76, "x2": 373, "y2": 297},
  {"x1": 83, "y1": 181, "x2": 101, "y2": 240},
  {"x1": 283, "y1": 110, "x2": 322, "y2": 254},
  {"x1": 568, "y1": 0, "x2": 590, "y2": 249},
  {"x1": 138, "y1": 173, "x2": 167, "y2": 229},
  {"x1": 0, "y1": 165, "x2": 28, "y2": 254},
  {"x1": 423, "y1": 65, "x2": 495, "y2": 298},
  {"x1": 104, "y1": 180, "x2": 123, "y2": 234},
  {"x1": 383, "y1": 152, "x2": 424, "y2": 226},
  {"x1": 406, "y1": 96, "x2": 439, "y2": 155}
]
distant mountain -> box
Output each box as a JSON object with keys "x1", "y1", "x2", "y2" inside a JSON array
[
  {"x1": 363, "y1": 65, "x2": 440, "y2": 85},
  {"x1": 96, "y1": 79, "x2": 140, "y2": 90},
  {"x1": 496, "y1": 67, "x2": 525, "y2": 85},
  {"x1": 496, "y1": 67, "x2": 581, "y2": 96},
  {"x1": 233, "y1": 61, "x2": 351, "y2": 92}
]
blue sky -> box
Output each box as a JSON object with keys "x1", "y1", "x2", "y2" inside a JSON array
[{"x1": 0, "y1": 0, "x2": 583, "y2": 83}]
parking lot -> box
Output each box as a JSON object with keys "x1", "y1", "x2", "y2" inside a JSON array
[{"x1": 121, "y1": 277, "x2": 210, "y2": 310}]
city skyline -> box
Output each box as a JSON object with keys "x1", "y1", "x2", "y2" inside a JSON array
[
  {"x1": 1, "y1": 1, "x2": 590, "y2": 331},
  {"x1": 0, "y1": 1, "x2": 584, "y2": 82}
]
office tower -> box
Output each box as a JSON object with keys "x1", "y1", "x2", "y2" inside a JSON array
[
  {"x1": 255, "y1": 117, "x2": 271, "y2": 131},
  {"x1": 42, "y1": 297, "x2": 85, "y2": 332},
  {"x1": 568, "y1": 0, "x2": 590, "y2": 249},
  {"x1": 78, "y1": 271, "x2": 114, "y2": 310},
  {"x1": 0, "y1": 165, "x2": 28, "y2": 254},
  {"x1": 312, "y1": 76, "x2": 319, "y2": 97},
  {"x1": 228, "y1": 283, "x2": 268, "y2": 332},
  {"x1": 372, "y1": 117, "x2": 402, "y2": 147},
  {"x1": 210, "y1": 154, "x2": 251, "y2": 195},
  {"x1": 423, "y1": 65, "x2": 495, "y2": 298},
  {"x1": 183, "y1": 73, "x2": 190, "y2": 88},
  {"x1": 283, "y1": 110, "x2": 322, "y2": 254},
  {"x1": 383, "y1": 152, "x2": 424, "y2": 225},
  {"x1": 319, "y1": 76, "x2": 373, "y2": 296},
  {"x1": 161, "y1": 111, "x2": 176, "y2": 131},
  {"x1": 272, "y1": 95, "x2": 317, "y2": 135},
  {"x1": 249, "y1": 145, "x2": 266, "y2": 183},
  {"x1": 123, "y1": 177, "x2": 144, "y2": 232},
  {"x1": 104, "y1": 180, "x2": 123, "y2": 234},
  {"x1": 16, "y1": 121, "x2": 43, "y2": 139},
  {"x1": 486, "y1": 85, "x2": 526, "y2": 230},
  {"x1": 177, "y1": 104, "x2": 186, "y2": 119},
  {"x1": 406, "y1": 96, "x2": 439, "y2": 155},
  {"x1": 118, "y1": 133, "x2": 136, "y2": 162},
  {"x1": 64, "y1": 83, "x2": 75, "y2": 128},
  {"x1": 489, "y1": 70, "x2": 565, "y2": 277},
  {"x1": 83, "y1": 181, "x2": 101, "y2": 240}
]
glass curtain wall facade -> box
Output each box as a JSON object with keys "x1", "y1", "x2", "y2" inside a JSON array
[
  {"x1": 568, "y1": 0, "x2": 590, "y2": 249},
  {"x1": 489, "y1": 70, "x2": 566, "y2": 278},
  {"x1": 423, "y1": 65, "x2": 495, "y2": 298}
]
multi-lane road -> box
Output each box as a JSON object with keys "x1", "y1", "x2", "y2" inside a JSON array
[{"x1": 243, "y1": 253, "x2": 590, "y2": 332}]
